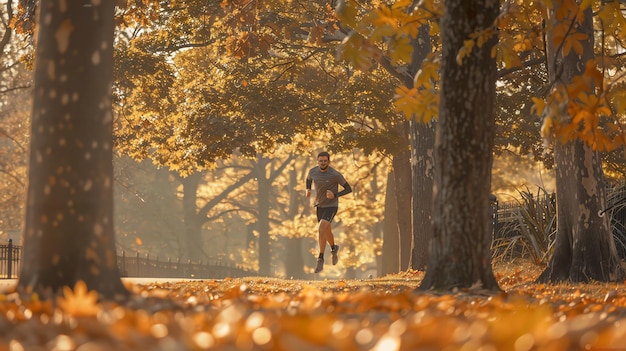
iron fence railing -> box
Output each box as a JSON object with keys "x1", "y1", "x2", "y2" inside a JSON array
[
  {"x1": 116, "y1": 251, "x2": 256, "y2": 279},
  {"x1": 0, "y1": 240, "x2": 21, "y2": 279},
  {"x1": 0, "y1": 242, "x2": 257, "y2": 279}
]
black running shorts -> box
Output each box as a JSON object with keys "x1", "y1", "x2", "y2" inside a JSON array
[{"x1": 317, "y1": 207, "x2": 338, "y2": 223}]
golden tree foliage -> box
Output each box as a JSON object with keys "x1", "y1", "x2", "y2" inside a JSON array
[
  {"x1": 337, "y1": 0, "x2": 626, "y2": 153},
  {"x1": 534, "y1": 0, "x2": 626, "y2": 152},
  {"x1": 108, "y1": 0, "x2": 407, "y2": 276},
  {"x1": 113, "y1": 0, "x2": 406, "y2": 176}
]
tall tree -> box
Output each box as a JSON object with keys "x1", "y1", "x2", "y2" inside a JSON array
[
  {"x1": 408, "y1": 26, "x2": 435, "y2": 270},
  {"x1": 251, "y1": 153, "x2": 297, "y2": 276},
  {"x1": 113, "y1": 1, "x2": 408, "y2": 275},
  {"x1": 537, "y1": 0, "x2": 624, "y2": 282},
  {"x1": 419, "y1": 0, "x2": 500, "y2": 290},
  {"x1": 392, "y1": 123, "x2": 413, "y2": 270},
  {"x1": 283, "y1": 162, "x2": 308, "y2": 279},
  {"x1": 17, "y1": 0, "x2": 127, "y2": 299},
  {"x1": 335, "y1": 1, "x2": 439, "y2": 272},
  {"x1": 381, "y1": 171, "x2": 400, "y2": 275}
]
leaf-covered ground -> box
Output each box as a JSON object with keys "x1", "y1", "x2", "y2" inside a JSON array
[{"x1": 2, "y1": 259, "x2": 626, "y2": 351}]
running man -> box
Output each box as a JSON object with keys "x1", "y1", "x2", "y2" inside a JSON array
[{"x1": 306, "y1": 151, "x2": 352, "y2": 273}]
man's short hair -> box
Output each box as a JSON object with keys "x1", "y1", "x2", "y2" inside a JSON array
[{"x1": 317, "y1": 151, "x2": 330, "y2": 160}]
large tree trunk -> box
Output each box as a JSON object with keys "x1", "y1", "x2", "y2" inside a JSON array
[
  {"x1": 539, "y1": 141, "x2": 624, "y2": 282},
  {"x1": 538, "y1": 2, "x2": 624, "y2": 283},
  {"x1": 368, "y1": 168, "x2": 384, "y2": 277},
  {"x1": 420, "y1": 0, "x2": 500, "y2": 291},
  {"x1": 411, "y1": 121, "x2": 435, "y2": 270},
  {"x1": 410, "y1": 119, "x2": 435, "y2": 270},
  {"x1": 393, "y1": 124, "x2": 413, "y2": 271},
  {"x1": 18, "y1": 0, "x2": 127, "y2": 299},
  {"x1": 284, "y1": 165, "x2": 306, "y2": 279},
  {"x1": 255, "y1": 156, "x2": 272, "y2": 276},
  {"x1": 382, "y1": 171, "x2": 400, "y2": 275},
  {"x1": 255, "y1": 154, "x2": 297, "y2": 276},
  {"x1": 181, "y1": 172, "x2": 205, "y2": 261},
  {"x1": 405, "y1": 24, "x2": 434, "y2": 271}
]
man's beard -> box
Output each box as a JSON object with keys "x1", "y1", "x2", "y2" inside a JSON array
[{"x1": 320, "y1": 164, "x2": 328, "y2": 171}]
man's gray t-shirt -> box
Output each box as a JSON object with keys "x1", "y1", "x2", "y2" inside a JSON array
[{"x1": 307, "y1": 166, "x2": 347, "y2": 208}]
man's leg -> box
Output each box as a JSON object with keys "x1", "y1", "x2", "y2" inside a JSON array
[
  {"x1": 321, "y1": 219, "x2": 340, "y2": 265},
  {"x1": 315, "y1": 219, "x2": 333, "y2": 273},
  {"x1": 318, "y1": 219, "x2": 334, "y2": 251}
]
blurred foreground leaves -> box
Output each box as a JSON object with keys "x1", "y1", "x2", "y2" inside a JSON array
[{"x1": 1, "y1": 260, "x2": 626, "y2": 350}]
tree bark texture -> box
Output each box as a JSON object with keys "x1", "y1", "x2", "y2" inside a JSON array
[
  {"x1": 18, "y1": 0, "x2": 127, "y2": 299},
  {"x1": 254, "y1": 154, "x2": 296, "y2": 276},
  {"x1": 420, "y1": 0, "x2": 500, "y2": 291},
  {"x1": 538, "y1": 2, "x2": 624, "y2": 282},
  {"x1": 539, "y1": 140, "x2": 624, "y2": 282},
  {"x1": 182, "y1": 172, "x2": 205, "y2": 261},
  {"x1": 409, "y1": 25, "x2": 435, "y2": 271},
  {"x1": 382, "y1": 171, "x2": 400, "y2": 275},
  {"x1": 285, "y1": 166, "x2": 306, "y2": 279},
  {"x1": 393, "y1": 122, "x2": 413, "y2": 271},
  {"x1": 255, "y1": 156, "x2": 272, "y2": 276},
  {"x1": 403, "y1": 25, "x2": 435, "y2": 270},
  {"x1": 410, "y1": 119, "x2": 435, "y2": 270}
]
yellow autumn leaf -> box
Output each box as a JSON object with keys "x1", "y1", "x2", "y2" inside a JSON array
[
  {"x1": 456, "y1": 40, "x2": 474, "y2": 65},
  {"x1": 337, "y1": 33, "x2": 375, "y2": 70},
  {"x1": 414, "y1": 57, "x2": 440, "y2": 89},
  {"x1": 388, "y1": 35, "x2": 413, "y2": 64},
  {"x1": 416, "y1": 90, "x2": 440, "y2": 123},
  {"x1": 540, "y1": 115, "x2": 553, "y2": 140},
  {"x1": 593, "y1": 132, "x2": 612, "y2": 151},
  {"x1": 513, "y1": 37, "x2": 532, "y2": 52},
  {"x1": 583, "y1": 59, "x2": 603, "y2": 86},
  {"x1": 335, "y1": 0, "x2": 359, "y2": 28},
  {"x1": 399, "y1": 14, "x2": 422, "y2": 38},
  {"x1": 562, "y1": 32, "x2": 588, "y2": 57},
  {"x1": 394, "y1": 85, "x2": 420, "y2": 119},
  {"x1": 598, "y1": 2, "x2": 619, "y2": 30},
  {"x1": 57, "y1": 280, "x2": 100, "y2": 317},
  {"x1": 371, "y1": 5, "x2": 398, "y2": 29},
  {"x1": 391, "y1": 0, "x2": 414, "y2": 9},
  {"x1": 476, "y1": 28, "x2": 494, "y2": 48},
  {"x1": 531, "y1": 97, "x2": 546, "y2": 116}
]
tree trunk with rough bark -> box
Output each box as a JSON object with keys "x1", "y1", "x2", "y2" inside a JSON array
[
  {"x1": 18, "y1": 0, "x2": 128, "y2": 299},
  {"x1": 285, "y1": 165, "x2": 306, "y2": 279},
  {"x1": 393, "y1": 123, "x2": 413, "y2": 271},
  {"x1": 255, "y1": 156, "x2": 272, "y2": 276},
  {"x1": 382, "y1": 171, "x2": 400, "y2": 275},
  {"x1": 538, "y1": 2, "x2": 624, "y2": 283},
  {"x1": 182, "y1": 172, "x2": 205, "y2": 261},
  {"x1": 410, "y1": 119, "x2": 435, "y2": 270},
  {"x1": 420, "y1": 0, "x2": 500, "y2": 291},
  {"x1": 406, "y1": 24, "x2": 434, "y2": 271}
]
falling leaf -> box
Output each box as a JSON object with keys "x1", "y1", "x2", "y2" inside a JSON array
[{"x1": 57, "y1": 280, "x2": 100, "y2": 317}]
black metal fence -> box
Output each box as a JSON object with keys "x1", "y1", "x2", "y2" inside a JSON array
[
  {"x1": 117, "y1": 252, "x2": 256, "y2": 279},
  {"x1": 0, "y1": 242, "x2": 257, "y2": 279},
  {"x1": 0, "y1": 240, "x2": 21, "y2": 279}
]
